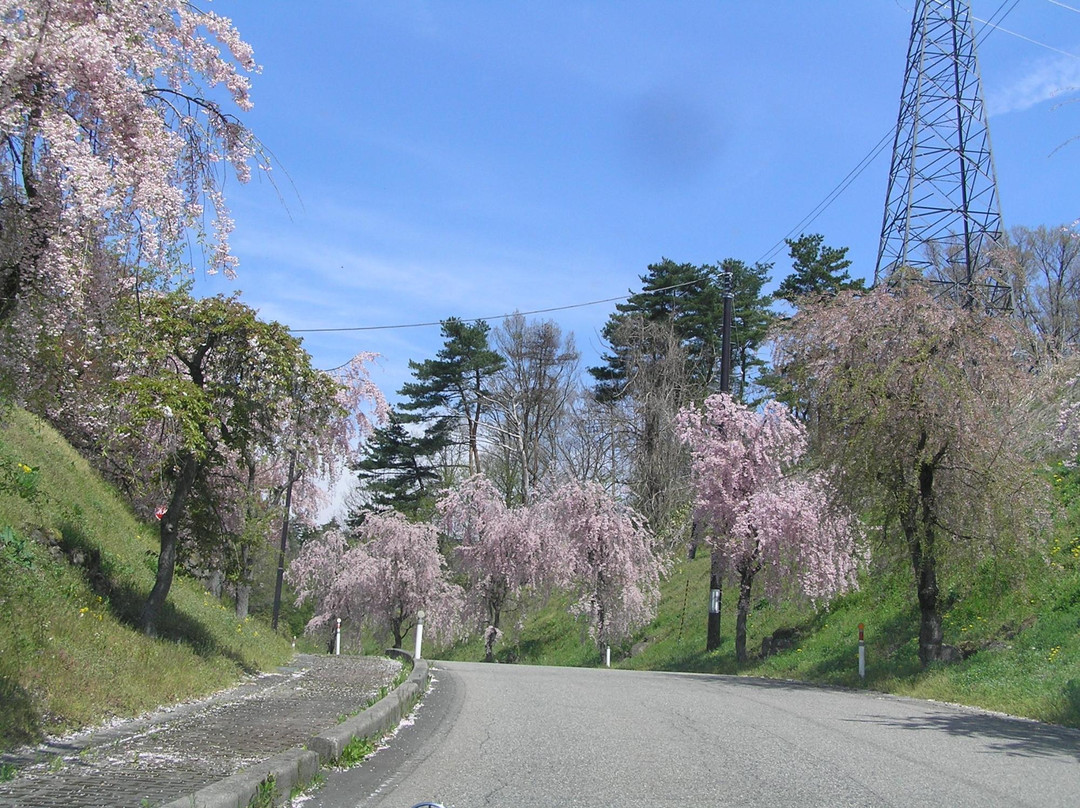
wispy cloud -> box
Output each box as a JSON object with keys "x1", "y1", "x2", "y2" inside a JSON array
[{"x1": 986, "y1": 53, "x2": 1080, "y2": 116}]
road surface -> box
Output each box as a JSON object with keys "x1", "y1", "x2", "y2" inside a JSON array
[{"x1": 303, "y1": 660, "x2": 1080, "y2": 808}]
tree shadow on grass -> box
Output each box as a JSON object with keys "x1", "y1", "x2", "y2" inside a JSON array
[
  {"x1": 800, "y1": 605, "x2": 923, "y2": 685},
  {"x1": 57, "y1": 522, "x2": 256, "y2": 674},
  {"x1": 0, "y1": 675, "x2": 41, "y2": 752}
]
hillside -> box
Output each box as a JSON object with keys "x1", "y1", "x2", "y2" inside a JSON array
[
  {"x1": 440, "y1": 503, "x2": 1080, "y2": 730},
  {"x1": 3, "y1": 402, "x2": 1078, "y2": 755},
  {"x1": 0, "y1": 408, "x2": 294, "y2": 752}
]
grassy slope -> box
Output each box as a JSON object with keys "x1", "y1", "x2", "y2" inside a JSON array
[
  {"x1": 3, "y1": 404, "x2": 1077, "y2": 745},
  {"x1": 0, "y1": 408, "x2": 293, "y2": 751},
  {"x1": 433, "y1": 493, "x2": 1080, "y2": 730}
]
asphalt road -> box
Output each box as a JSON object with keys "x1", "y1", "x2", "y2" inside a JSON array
[{"x1": 303, "y1": 660, "x2": 1080, "y2": 808}]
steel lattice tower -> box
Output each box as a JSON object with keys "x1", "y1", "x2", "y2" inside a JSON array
[{"x1": 875, "y1": 0, "x2": 1010, "y2": 309}]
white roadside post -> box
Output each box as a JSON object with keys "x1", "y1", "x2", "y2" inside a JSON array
[
  {"x1": 858, "y1": 623, "x2": 866, "y2": 680},
  {"x1": 605, "y1": 646, "x2": 611, "y2": 668},
  {"x1": 335, "y1": 617, "x2": 341, "y2": 656},
  {"x1": 414, "y1": 610, "x2": 426, "y2": 659}
]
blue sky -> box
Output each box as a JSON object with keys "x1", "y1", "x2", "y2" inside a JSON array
[{"x1": 198, "y1": 1, "x2": 1080, "y2": 401}]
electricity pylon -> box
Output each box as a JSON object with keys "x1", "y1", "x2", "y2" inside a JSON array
[{"x1": 875, "y1": 0, "x2": 1010, "y2": 310}]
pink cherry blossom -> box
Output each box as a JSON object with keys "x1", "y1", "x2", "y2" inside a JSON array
[{"x1": 677, "y1": 393, "x2": 861, "y2": 661}]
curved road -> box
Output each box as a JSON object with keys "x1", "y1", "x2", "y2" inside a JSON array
[{"x1": 306, "y1": 661, "x2": 1080, "y2": 808}]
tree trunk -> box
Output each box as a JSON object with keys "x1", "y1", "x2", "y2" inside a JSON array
[
  {"x1": 207, "y1": 568, "x2": 223, "y2": 598},
  {"x1": 910, "y1": 456, "x2": 944, "y2": 665},
  {"x1": 484, "y1": 596, "x2": 503, "y2": 662},
  {"x1": 141, "y1": 451, "x2": 199, "y2": 635},
  {"x1": 234, "y1": 542, "x2": 250, "y2": 620},
  {"x1": 734, "y1": 557, "x2": 757, "y2": 664},
  {"x1": 707, "y1": 547, "x2": 723, "y2": 651},
  {"x1": 687, "y1": 519, "x2": 702, "y2": 560}
]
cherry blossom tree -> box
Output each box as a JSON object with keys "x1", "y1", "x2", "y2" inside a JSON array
[
  {"x1": 548, "y1": 481, "x2": 661, "y2": 652},
  {"x1": 279, "y1": 350, "x2": 389, "y2": 525},
  {"x1": 677, "y1": 393, "x2": 860, "y2": 662},
  {"x1": 0, "y1": 0, "x2": 263, "y2": 338},
  {"x1": 437, "y1": 475, "x2": 557, "y2": 661},
  {"x1": 772, "y1": 287, "x2": 1044, "y2": 665},
  {"x1": 287, "y1": 512, "x2": 463, "y2": 649}
]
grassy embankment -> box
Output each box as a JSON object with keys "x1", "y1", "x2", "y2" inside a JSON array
[
  {"x1": 3, "y1": 403, "x2": 1078, "y2": 753},
  {"x1": 438, "y1": 484, "x2": 1080, "y2": 730},
  {"x1": 0, "y1": 408, "x2": 295, "y2": 752}
]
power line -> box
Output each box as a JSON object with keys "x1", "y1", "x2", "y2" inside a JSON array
[
  {"x1": 756, "y1": 130, "x2": 895, "y2": 266},
  {"x1": 972, "y1": 15, "x2": 1080, "y2": 59},
  {"x1": 754, "y1": 0, "x2": 1019, "y2": 268},
  {"x1": 1047, "y1": 0, "x2": 1080, "y2": 15},
  {"x1": 301, "y1": 2, "x2": 1038, "y2": 338},
  {"x1": 294, "y1": 282, "x2": 704, "y2": 335}
]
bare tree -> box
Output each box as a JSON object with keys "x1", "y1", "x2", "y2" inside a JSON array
[
  {"x1": 485, "y1": 314, "x2": 580, "y2": 504},
  {"x1": 558, "y1": 392, "x2": 624, "y2": 490},
  {"x1": 600, "y1": 316, "x2": 695, "y2": 547},
  {"x1": 998, "y1": 225, "x2": 1080, "y2": 362}
]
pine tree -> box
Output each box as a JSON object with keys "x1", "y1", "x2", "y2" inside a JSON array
[
  {"x1": 591, "y1": 259, "x2": 724, "y2": 399},
  {"x1": 399, "y1": 318, "x2": 505, "y2": 476},
  {"x1": 353, "y1": 409, "x2": 453, "y2": 520},
  {"x1": 591, "y1": 258, "x2": 773, "y2": 403},
  {"x1": 775, "y1": 233, "x2": 864, "y2": 307}
]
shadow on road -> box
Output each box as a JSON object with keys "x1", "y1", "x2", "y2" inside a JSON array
[
  {"x1": 845, "y1": 710, "x2": 1080, "y2": 763},
  {"x1": 665, "y1": 670, "x2": 1080, "y2": 763}
]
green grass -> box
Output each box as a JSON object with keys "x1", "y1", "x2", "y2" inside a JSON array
[
  {"x1": 0, "y1": 408, "x2": 294, "y2": 751},
  {"x1": 335, "y1": 736, "x2": 377, "y2": 768},
  {"x1": 4, "y1": 401, "x2": 1078, "y2": 748},
  {"x1": 434, "y1": 507, "x2": 1080, "y2": 730}
]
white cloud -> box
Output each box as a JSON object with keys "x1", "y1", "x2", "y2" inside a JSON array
[{"x1": 986, "y1": 53, "x2": 1080, "y2": 116}]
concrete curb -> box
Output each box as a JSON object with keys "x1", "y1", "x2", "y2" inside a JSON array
[{"x1": 158, "y1": 654, "x2": 430, "y2": 808}]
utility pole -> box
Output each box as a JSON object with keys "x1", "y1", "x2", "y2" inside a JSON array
[
  {"x1": 707, "y1": 270, "x2": 734, "y2": 652},
  {"x1": 719, "y1": 272, "x2": 733, "y2": 394}
]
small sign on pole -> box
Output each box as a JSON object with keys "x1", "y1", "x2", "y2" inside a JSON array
[{"x1": 858, "y1": 623, "x2": 866, "y2": 680}]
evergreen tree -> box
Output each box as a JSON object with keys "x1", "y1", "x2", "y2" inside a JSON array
[
  {"x1": 591, "y1": 259, "x2": 724, "y2": 399},
  {"x1": 591, "y1": 258, "x2": 773, "y2": 403},
  {"x1": 353, "y1": 408, "x2": 453, "y2": 520},
  {"x1": 399, "y1": 318, "x2": 505, "y2": 476},
  {"x1": 775, "y1": 233, "x2": 864, "y2": 306},
  {"x1": 721, "y1": 258, "x2": 774, "y2": 404}
]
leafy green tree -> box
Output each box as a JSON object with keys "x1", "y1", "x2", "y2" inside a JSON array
[
  {"x1": 721, "y1": 258, "x2": 774, "y2": 403},
  {"x1": 399, "y1": 318, "x2": 505, "y2": 476},
  {"x1": 775, "y1": 233, "x2": 864, "y2": 307},
  {"x1": 592, "y1": 258, "x2": 773, "y2": 403},
  {"x1": 110, "y1": 291, "x2": 344, "y2": 635}
]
